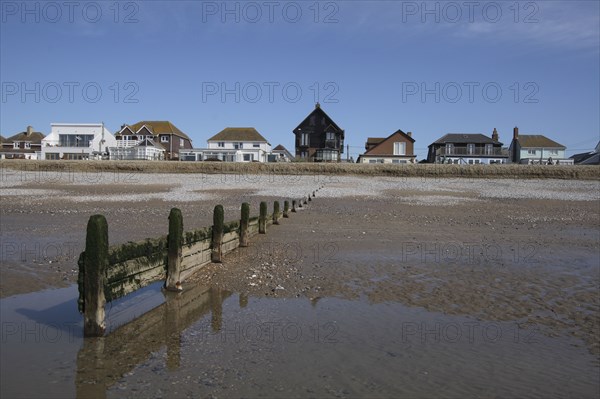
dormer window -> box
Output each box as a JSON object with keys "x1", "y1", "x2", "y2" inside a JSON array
[
  {"x1": 218, "y1": 142, "x2": 224, "y2": 148},
  {"x1": 161, "y1": 136, "x2": 169, "y2": 143},
  {"x1": 24, "y1": 142, "x2": 31, "y2": 149},
  {"x1": 13, "y1": 142, "x2": 19, "y2": 149}
]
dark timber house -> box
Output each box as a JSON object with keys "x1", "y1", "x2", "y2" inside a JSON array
[{"x1": 293, "y1": 103, "x2": 345, "y2": 162}]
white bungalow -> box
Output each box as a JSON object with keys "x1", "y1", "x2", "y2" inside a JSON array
[
  {"x1": 180, "y1": 127, "x2": 272, "y2": 162},
  {"x1": 41, "y1": 123, "x2": 116, "y2": 160}
]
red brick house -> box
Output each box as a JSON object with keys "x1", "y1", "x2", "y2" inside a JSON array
[
  {"x1": 357, "y1": 129, "x2": 416, "y2": 164},
  {"x1": 0, "y1": 126, "x2": 45, "y2": 160},
  {"x1": 115, "y1": 121, "x2": 193, "y2": 160}
]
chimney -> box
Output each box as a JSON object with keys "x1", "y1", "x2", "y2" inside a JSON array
[
  {"x1": 407, "y1": 131, "x2": 412, "y2": 137},
  {"x1": 513, "y1": 127, "x2": 519, "y2": 140},
  {"x1": 26, "y1": 126, "x2": 33, "y2": 136},
  {"x1": 492, "y1": 128, "x2": 498, "y2": 142}
]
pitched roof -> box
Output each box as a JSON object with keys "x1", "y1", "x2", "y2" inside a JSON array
[
  {"x1": 517, "y1": 135, "x2": 565, "y2": 149},
  {"x1": 126, "y1": 121, "x2": 191, "y2": 141},
  {"x1": 579, "y1": 153, "x2": 600, "y2": 165},
  {"x1": 432, "y1": 133, "x2": 499, "y2": 145},
  {"x1": 208, "y1": 127, "x2": 269, "y2": 143},
  {"x1": 5, "y1": 129, "x2": 45, "y2": 144},
  {"x1": 293, "y1": 104, "x2": 344, "y2": 134},
  {"x1": 273, "y1": 144, "x2": 289, "y2": 151},
  {"x1": 570, "y1": 151, "x2": 593, "y2": 163}
]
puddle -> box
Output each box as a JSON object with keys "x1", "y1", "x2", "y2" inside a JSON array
[{"x1": 1, "y1": 284, "x2": 599, "y2": 398}]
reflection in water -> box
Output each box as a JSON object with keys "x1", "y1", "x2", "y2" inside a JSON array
[{"x1": 75, "y1": 285, "x2": 231, "y2": 399}]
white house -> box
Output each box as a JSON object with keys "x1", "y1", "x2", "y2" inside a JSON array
[
  {"x1": 509, "y1": 127, "x2": 573, "y2": 165},
  {"x1": 180, "y1": 127, "x2": 271, "y2": 162},
  {"x1": 41, "y1": 123, "x2": 116, "y2": 160}
]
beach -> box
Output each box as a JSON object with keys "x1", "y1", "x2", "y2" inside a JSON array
[{"x1": 1, "y1": 168, "x2": 599, "y2": 397}]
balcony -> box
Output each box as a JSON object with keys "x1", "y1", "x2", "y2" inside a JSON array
[
  {"x1": 436, "y1": 147, "x2": 507, "y2": 157},
  {"x1": 116, "y1": 139, "x2": 142, "y2": 148}
]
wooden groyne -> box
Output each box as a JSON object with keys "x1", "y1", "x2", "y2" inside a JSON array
[{"x1": 77, "y1": 189, "x2": 322, "y2": 337}]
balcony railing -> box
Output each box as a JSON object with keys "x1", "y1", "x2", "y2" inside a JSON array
[
  {"x1": 436, "y1": 147, "x2": 507, "y2": 156},
  {"x1": 116, "y1": 139, "x2": 142, "y2": 148}
]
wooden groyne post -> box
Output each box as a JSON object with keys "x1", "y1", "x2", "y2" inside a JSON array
[
  {"x1": 273, "y1": 201, "x2": 280, "y2": 225},
  {"x1": 211, "y1": 205, "x2": 224, "y2": 263},
  {"x1": 239, "y1": 202, "x2": 250, "y2": 247},
  {"x1": 82, "y1": 215, "x2": 109, "y2": 337},
  {"x1": 165, "y1": 208, "x2": 183, "y2": 291},
  {"x1": 292, "y1": 200, "x2": 297, "y2": 213},
  {"x1": 259, "y1": 201, "x2": 267, "y2": 234},
  {"x1": 283, "y1": 200, "x2": 289, "y2": 218}
]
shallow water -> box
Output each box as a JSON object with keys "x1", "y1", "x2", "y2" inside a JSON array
[{"x1": 1, "y1": 283, "x2": 598, "y2": 399}]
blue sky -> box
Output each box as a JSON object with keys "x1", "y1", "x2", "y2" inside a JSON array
[{"x1": 1, "y1": 0, "x2": 599, "y2": 160}]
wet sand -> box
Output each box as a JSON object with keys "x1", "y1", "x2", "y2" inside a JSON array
[{"x1": 1, "y1": 172, "x2": 599, "y2": 397}]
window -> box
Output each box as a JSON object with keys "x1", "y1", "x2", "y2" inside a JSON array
[
  {"x1": 445, "y1": 143, "x2": 454, "y2": 154},
  {"x1": 467, "y1": 144, "x2": 475, "y2": 155},
  {"x1": 300, "y1": 133, "x2": 309, "y2": 146},
  {"x1": 239, "y1": 143, "x2": 244, "y2": 149},
  {"x1": 468, "y1": 159, "x2": 474, "y2": 164},
  {"x1": 527, "y1": 149, "x2": 536, "y2": 155},
  {"x1": 392, "y1": 159, "x2": 407, "y2": 164},
  {"x1": 59, "y1": 134, "x2": 94, "y2": 147},
  {"x1": 45, "y1": 153, "x2": 60, "y2": 160},
  {"x1": 24, "y1": 142, "x2": 31, "y2": 149},
  {"x1": 161, "y1": 136, "x2": 169, "y2": 143},
  {"x1": 549, "y1": 149, "x2": 559, "y2": 155},
  {"x1": 243, "y1": 154, "x2": 254, "y2": 162},
  {"x1": 300, "y1": 151, "x2": 308, "y2": 160},
  {"x1": 253, "y1": 144, "x2": 260, "y2": 148},
  {"x1": 218, "y1": 142, "x2": 224, "y2": 148},
  {"x1": 369, "y1": 159, "x2": 377, "y2": 164},
  {"x1": 326, "y1": 132, "x2": 335, "y2": 141},
  {"x1": 180, "y1": 138, "x2": 184, "y2": 146},
  {"x1": 317, "y1": 149, "x2": 338, "y2": 161},
  {"x1": 485, "y1": 144, "x2": 493, "y2": 155},
  {"x1": 393, "y1": 142, "x2": 406, "y2": 155},
  {"x1": 13, "y1": 142, "x2": 19, "y2": 149}
]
